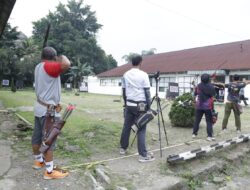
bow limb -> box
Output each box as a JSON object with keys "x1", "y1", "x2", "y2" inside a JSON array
[{"x1": 42, "y1": 23, "x2": 51, "y2": 48}]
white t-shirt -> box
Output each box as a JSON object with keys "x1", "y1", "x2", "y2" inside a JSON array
[
  {"x1": 34, "y1": 62, "x2": 61, "y2": 117},
  {"x1": 122, "y1": 68, "x2": 150, "y2": 101}
]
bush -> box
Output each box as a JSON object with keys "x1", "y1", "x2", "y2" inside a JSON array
[{"x1": 168, "y1": 93, "x2": 195, "y2": 128}]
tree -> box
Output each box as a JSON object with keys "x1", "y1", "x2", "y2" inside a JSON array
[
  {"x1": 16, "y1": 38, "x2": 40, "y2": 87},
  {"x1": 0, "y1": 23, "x2": 20, "y2": 90},
  {"x1": 66, "y1": 61, "x2": 94, "y2": 89},
  {"x1": 32, "y1": 0, "x2": 117, "y2": 77},
  {"x1": 105, "y1": 55, "x2": 117, "y2": 70},
  {"x1": 122, "y1": 53, "x2": 140, "y2": 63},
  {"x1": 141, "y1": 48, "x2": 156, "y2": 56},
  {"x1": 122, "y1": 48, "x2": 157, "y2": 62}
]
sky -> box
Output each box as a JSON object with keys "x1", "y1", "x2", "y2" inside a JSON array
[{"x1": 9, "y1": 0, "x2": 250, "y2": 65}]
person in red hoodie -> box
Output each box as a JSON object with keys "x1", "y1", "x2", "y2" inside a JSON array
[
  {"x1": 32, "y1": 47, "x2": 71, "y2": 179},
  {"x1": 192, "y1": 73, "x2": 216, "y2": 141}
]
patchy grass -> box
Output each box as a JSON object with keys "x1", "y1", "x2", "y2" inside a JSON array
[
  {"x1": 180, "y1": 172, "x2": 203, "y2": 190},
  {"x1": 2, "y1": 90, "x2": 250, "y2": 167},
  {"x1": 0, "y1": 90, "x2": 35, "y2": 107},
  {"x1": 16, "y1": 111, "x2": 35, "y2": 124},
  {"x1": 0, "y1": 90, "x2": 123, "y2": 162}
]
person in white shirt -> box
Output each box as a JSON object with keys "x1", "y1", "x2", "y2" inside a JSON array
[{"x1": 119, "y1": 55, "x2": 155, "y2": 162}]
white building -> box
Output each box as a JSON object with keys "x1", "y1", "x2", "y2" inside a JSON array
[{"x1": 87, "y1": 39, "x2": 250, "y2": 104}]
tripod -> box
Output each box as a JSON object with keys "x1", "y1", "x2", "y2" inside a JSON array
[
  {"x1": 151, "y1": 75, "x2": 169, "y2": 157},
  {"x1": 130, "y1": 74, "x2": 169, "y2": 157}
]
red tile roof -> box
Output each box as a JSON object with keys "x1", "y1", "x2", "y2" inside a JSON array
[{"x1": 98, "y1": 39, "x2": 250, "y2": 77}]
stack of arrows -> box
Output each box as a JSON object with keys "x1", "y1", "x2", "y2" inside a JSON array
[{"x1": 62, "y1": 104, "x2": 76, "y2": 121}]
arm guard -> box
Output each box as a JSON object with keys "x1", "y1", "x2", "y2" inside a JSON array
[
  {"x1": 122, "y1": 88, "x2": 126, "y2": 106},
  {"x1": 144, "y1": 88, "x2": 151, "y2": 110}
]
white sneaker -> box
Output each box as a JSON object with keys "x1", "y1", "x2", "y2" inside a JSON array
[
  {"x1": 119, "y1": 148, "x2": 127, "y2": 155},
  {"x1": 207, "y1": 137, "x2": 215, "y2": 141},
  {"x1": 138, "y1": 153, "x2": 155, "y2": 163},
  {"x1": 236, "y1": 130, "x2": 241, "y2": 134},
  {"x1": 192, "y1": 134, "x2": 197, "y2": 138}
]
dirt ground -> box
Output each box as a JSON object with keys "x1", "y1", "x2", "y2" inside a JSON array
[
  {"x1": 1, "y1": 100, "x2": 250, "y2": 190},
  {"x1": 0, "y1": 104, "x2": 179, "y2": 190}
]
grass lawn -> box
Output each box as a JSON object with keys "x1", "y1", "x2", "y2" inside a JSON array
[
  {"x1": 1, "y1": 89, "x2": 250, "y2": 164},
  {"x1": 0, "y1": 90, "x2": 124, "y2": 162}
]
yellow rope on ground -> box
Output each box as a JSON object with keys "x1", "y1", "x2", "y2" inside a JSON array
[
  {"x1": 61, "y1": 139, "x2": 202, "y2": 170},
  {"x1": 0, "y1": 110, "x2": 8, "y2": 112},
  {"x1": 15, "y1": 112, "x2": 33, "y2": 127}
]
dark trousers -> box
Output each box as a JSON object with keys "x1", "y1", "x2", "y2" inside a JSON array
[
  {"x1": 120, "y1": 106, "x2": 147, "y2": 157},
  {"x1": 193, "y1": 109, "x2": 213, "y2": 137},
  {"x1": 222, "y1": 102, "x2": 241, "y2": 130}
]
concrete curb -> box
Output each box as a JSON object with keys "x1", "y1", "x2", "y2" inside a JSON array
[{"x1": 166, "y1": 142, "x2": 250, "y2": 190}]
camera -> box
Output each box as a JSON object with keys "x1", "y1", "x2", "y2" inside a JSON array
[{"x1": 148, "y1": 71, "x2": 160, "y2": 79}]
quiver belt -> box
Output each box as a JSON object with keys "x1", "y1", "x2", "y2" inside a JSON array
[
  {"x1": 37, "y1": 98, "x2": 62, "y2": 113},
  {"x1": 126, "y1": 100, "x2": 148, "y2": 112},
  {"x1": 39, "y1": 110, "x2": 66, "y2": 153}
]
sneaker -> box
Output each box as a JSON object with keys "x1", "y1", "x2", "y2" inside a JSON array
[
  {"x1": 236, "y1": 130, "x2": 241, "y2": 134},
  {"x1": 32, "y1": 160, "x2": 45, "y2": 170},
  {"x1": 192, "y1": 134, "x2": 197, "y2": 138},
  {"x1": 120, "y1": 148, "x2": 127, "y2": 155},
  {"x1": 43, "y1": 170, "x2": 69, "y2": 180},
  {"x1": 138, "y1": 153, "x2": 155, "y2": 163},
  {"x1": 207, "y1": 137, "x2": 215, "y2": 141}
]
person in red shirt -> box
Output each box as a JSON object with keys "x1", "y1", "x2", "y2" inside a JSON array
[{"x1": 32, "y1": 47, "x2": 71, "y2": 179}]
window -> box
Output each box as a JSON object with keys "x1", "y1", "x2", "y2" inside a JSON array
[
  {"x1": 150, "y1": 76, "x2": 196, "y2": 95},
  {"x1": 100, "y1": 78, "x2": 121, "y2": 86},
  {"x1": 158, "y1": 77, "x2": 176, "y2": 92},
  {"x1": 149, "y1": 76, "x2": 176, "y2": 92},
  {"x1": 159, "y1": 87, "x2": 165, "y2": 92},
  {"x1": 177, "y1": 76, "x2": 193, "y2": 94}
]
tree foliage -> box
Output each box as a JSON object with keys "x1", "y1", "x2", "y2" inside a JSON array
[
  {"x1": 32, "y1": 0, "x2": 117, "y2": 78},
  {"x1": 0, "y1": 23, "x2": 41, "y2": 89},
  {"x1": 0, "y1": 23, "x2": 20, "y2": 90},
  {"x1": 16, "y1": 38, "x2": 40, "y2": 86},
  {"x1": 122, "y1": 48, "x2": 157, "y2": 62},
  {"x1": 0, "y1": 0, "x2": 118, "y2": 89}
]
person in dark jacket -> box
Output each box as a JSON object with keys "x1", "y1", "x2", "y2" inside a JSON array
[
  {"x1": 192, "y1": 73, "x2": 216, "y2": 141},
  {"x1": 222, "y1": 75, "x2": 248, "y2": 133}
]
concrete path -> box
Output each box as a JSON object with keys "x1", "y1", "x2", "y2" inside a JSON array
[{"x1": 0, "y1": 102, "x2": 17, "y2": 190}]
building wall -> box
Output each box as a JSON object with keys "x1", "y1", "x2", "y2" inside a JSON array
[
  {"x1": 87, "y1": 71, "x2": 250, "y2": 104},
  {"x1": 87, "y1": 76, "x2": 122, "y2": 95},
  {"x1": 88, "y1": 76, "x2": 158, "y2": 97},
  {"x1": 87, "y1": 74, "x2": 195, "y2": 99}
]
